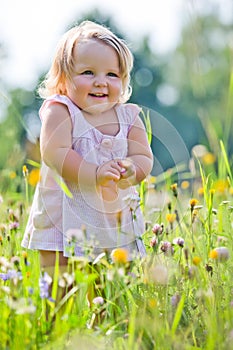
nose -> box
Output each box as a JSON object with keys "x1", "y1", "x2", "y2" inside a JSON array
[{"x1": 94, "y1": 75, "x2": 107, "y2": 87}]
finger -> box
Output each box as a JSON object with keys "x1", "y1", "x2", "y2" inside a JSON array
[
  {"x1": 107, "y1": 169, "x2": 121, "y2": 181},
  {"x1": 120, "y1": 166, "x2": 134, "y2": 179},
  {"x1": 117, "y1": 159, "x2": 135, "y2": 176},
  {"x1": 110, "y1": 161, "x2": 122, "y2": 172},
  {"x1": 113, "y1": 160, "x2": 127, "y2": 174},
  {"x1": 119, "y1": 169, "x2": 128, "y2": 178},
  {"x1": 117, "y1": 159, "x2": 132, "y2": 168}
]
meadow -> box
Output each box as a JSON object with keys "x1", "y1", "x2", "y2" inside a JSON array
[{"x1": 0, "y1": 140, "x2": 233, "y2": 350}]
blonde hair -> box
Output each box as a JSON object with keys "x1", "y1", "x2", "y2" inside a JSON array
[{"x1": 38, "y1": 20, "x2": 134, "y2": 103}]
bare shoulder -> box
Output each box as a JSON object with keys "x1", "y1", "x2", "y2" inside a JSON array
[
  {"x1": 128, "y1": 114, "x2": 147, "y2": 137},
  {"x1": 42, "y1": 102, "x2": 71, "y2": 128},
  {"x1": 118, "y1": 102, "x2": 141, "y2": 119},
  {"x1": 40, "y1": 101, "x2": 73, "y2": 152}
]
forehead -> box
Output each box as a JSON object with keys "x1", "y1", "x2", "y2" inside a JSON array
[{"x1": 74, "y1": 38, "x2": 119, "y2": 63}]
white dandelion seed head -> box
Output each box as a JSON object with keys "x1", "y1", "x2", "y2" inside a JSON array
[
  {"x1": 66, "y1": 228, "x2": 85, "y2": 242},
  {"x1": 214, "y1": 246, "x2": 230, "y2": 261},
  {"x1": 149, "y1": 264, "x2": 169, "y2": 285},
  {"x1": 92, "y1": 296, "x2": 104, "y2": 306}
]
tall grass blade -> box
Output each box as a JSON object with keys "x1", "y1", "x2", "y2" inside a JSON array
[
  {"x1": 220, "y1": 139, "x2": 233, "y2": 185},
  {"x1": 26, "y1": 159, "x2": 41, "y2": 168},
  {"x1": 171, "y1": 294, "x2": 185, "y2": 336},
  {"x1": 54, "y1": 175, "x2": 73, "y2": 198},
  {"x1": 140, "y1": 109, "x2": 152, "y2": 145}
]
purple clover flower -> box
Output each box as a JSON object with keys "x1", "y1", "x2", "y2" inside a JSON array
[
  {"x1": 0, "y1": 273, "x2": 9, "y2": 281},
  {"x1": 9, "y1": 222, "x2": 19, "y2": 230},
  {"x1": 173, "y1": 237, "x2": 185, "y2": 247},
  {"x1": 150, "y1": 236, "x2": 158, "y2": 248},
  {"x1": 152, "y1": 223, "x2": 163, "y2": 235},
  {"x1": 161, "y1": 241, "x2": 174, "y2": 256},
  {"x1": 39, "y1": 272, "x2": 52, "y2": 299},
  {"x1": 0, "y1": 269, "x2": 22, "y2": 281}
]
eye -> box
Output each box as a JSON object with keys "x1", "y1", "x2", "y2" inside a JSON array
[
  {"x1": 107, "y1": 72, "x2": 119, "y2": 77},
  {"x1": 81, "y1": 70, "x2": 93, "y2": 75}
]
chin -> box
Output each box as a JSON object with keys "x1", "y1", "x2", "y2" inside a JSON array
[{"x1": 85, "y1": 102, "x2": 116, "y2": 114}]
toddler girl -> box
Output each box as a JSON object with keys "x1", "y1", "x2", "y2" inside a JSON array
[{"x1": 21, "y1": 20, "x2": 153, "y2": 274}]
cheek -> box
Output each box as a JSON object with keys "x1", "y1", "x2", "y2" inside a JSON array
[
  {"x1": 72, "y1": 76, "x2": 92, "y2": 90},
  {"x1": 111, "y1": 81, "x2": 123, "y2": 94}
]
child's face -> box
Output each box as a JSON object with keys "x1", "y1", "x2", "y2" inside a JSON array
[{"x1": 66, "y1": 38, "x2": 123, "y2": 114}]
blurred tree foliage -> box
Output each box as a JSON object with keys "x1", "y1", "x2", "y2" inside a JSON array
[
  {"x1": 0, "y1": 89, "x2": 41, "y2": 168},
  {"x1": 165, "y1": 11, "x2": 233, "y2": 157},
  {"x1": 0, "y1": 7, "x2": 232, "y2": 176}
]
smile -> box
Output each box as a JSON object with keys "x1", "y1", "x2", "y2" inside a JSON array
[{"x1": 89, "y1": 93, "x2": 107, "y2": 97}]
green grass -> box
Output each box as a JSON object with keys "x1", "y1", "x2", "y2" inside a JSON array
[{"x1": 0, "y1": 146, "x2": 233, "y2": 350}]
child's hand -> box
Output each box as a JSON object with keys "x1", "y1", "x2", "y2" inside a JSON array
[
  {"x1": 96, "y1": 160, "x2": 122, "y2": 187},
  {"x1": 117, "y1": 158, "x2": 137, "y2": 189}
]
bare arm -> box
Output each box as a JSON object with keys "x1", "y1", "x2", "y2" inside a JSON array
[
  {"x1": 118, "y1": 115, "x2": 153, "y2": 188},
  {"x1": 40, "y1": 103, "x2": 121, "y2": 187}
]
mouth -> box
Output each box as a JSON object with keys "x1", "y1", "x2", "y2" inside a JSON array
[{"x1": 89, "y1": 93, "x2": 108, "y2": 98}]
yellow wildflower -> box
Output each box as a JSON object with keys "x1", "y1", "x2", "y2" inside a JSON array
[
  {"x1": 202, "y1": 152, "x2": 216, "y2": 165},
  {"x1": 181, "y1": 181, "x2": 190, "y2": 190},
  {"x1": 166, "y1": 213, "x2": 176, "y2": 223},
  {"x1": 147, "y1": 175, "x2": 156, "y2": 185},
  {"x1": 170, "y1": 183, "x2": 177, "y2": 191},
  {"x1": 190, "y1": 198, "x2": 198, "y2": 209},
  {"x1": 198, "y1": 187, "x2": 204, "y2": 196},
  {"x1": 111, "y1": 248, "x2": 129, "y2": 264},
  {"x1": 148, "y1": 298, "x2": 157, "y2": 309},
  {"x1": 209, "y1": 189, "x2": 216, "y2": 195},
  {"x1": 22, "y1": 251, "x2": 28, "y2": 259},
  {"x1": 213, "y1": 180, "x2": 229, "y2": 194},
  {"x1": 170, "y1": 183, "x2": 178, "y2": 197},
  {"x1": 229, "y1": 187, "x2": 233, "y2": 195},
  {"x1": 22, "y1": 165, "x2": 28, "y2": 177},
  {"x1": 209, "y1": 250, "x2": 218, "y2": 259},
  {"x1": 9, "y1": 171, "x2": 17, "y2": 179},
  {"x1": 171, "y1": 183, "x2": 177, "y2": 190},
  {"x1": 28, "y1": 168, "x2": 40, "y2": 187},
  {"x1": 192, "y1": 256, "x2": 201, "y2": 265}
]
